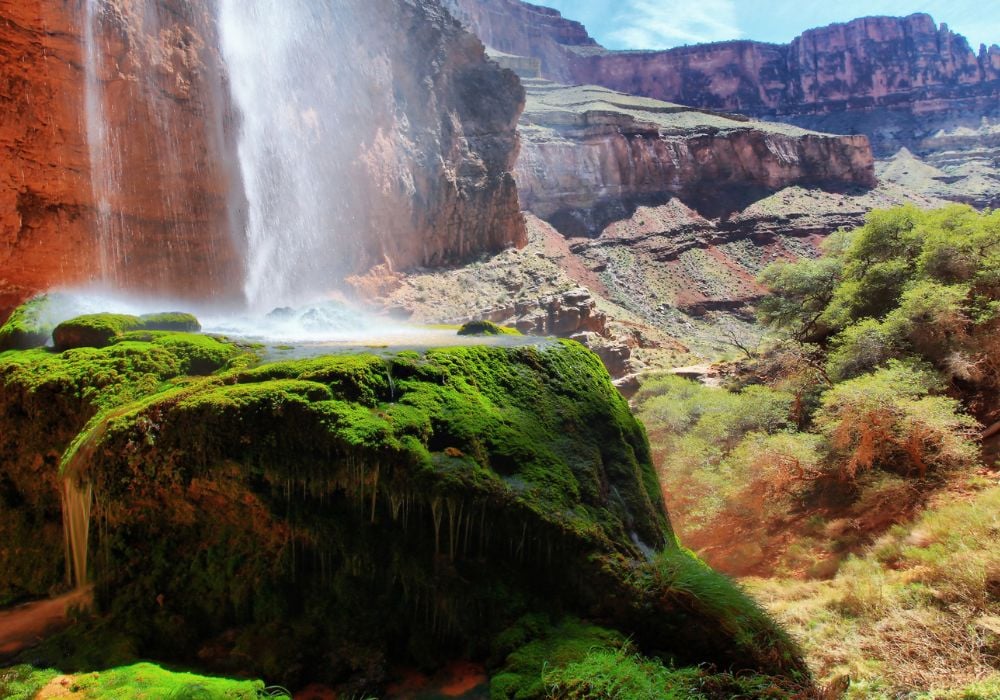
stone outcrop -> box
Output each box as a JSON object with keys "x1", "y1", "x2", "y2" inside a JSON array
[
  {"x1": 0, "y1": 0, "x2": 527, "y2": 320},
  {"x1": 442, "y1": 0, "x2": 599, "y2": 82},
  {"x1": 515, "y1": 80, "x2": 876, "y2": 236}
]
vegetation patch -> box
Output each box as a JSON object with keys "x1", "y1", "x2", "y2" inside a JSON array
[{"x1": 457, "y1": 320, "x2": 521, "y2": 336}]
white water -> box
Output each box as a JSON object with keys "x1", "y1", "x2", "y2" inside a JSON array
[
  {"x1": 82, "y1": 0, "x2": 123, "y2": 283},
  {"x1": 218, "y1": 1, "x2": 359, "y2": 310}
]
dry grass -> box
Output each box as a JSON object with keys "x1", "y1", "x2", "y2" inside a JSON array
[{"x1": 746, "y1": 483, "x2": 1000, "y2": 698}]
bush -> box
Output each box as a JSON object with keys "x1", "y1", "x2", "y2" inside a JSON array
[{"x1": 815, "y1": 362, "x2": 979, "y2": 479}]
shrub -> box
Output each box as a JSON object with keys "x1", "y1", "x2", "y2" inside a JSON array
[{"x1": 815, "y1": 362, "x2": 979, "y2": 479}]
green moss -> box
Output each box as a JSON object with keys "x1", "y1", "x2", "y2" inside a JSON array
[
  {"x1": 457, "y1": 320, "x2": 522, "y2": 336},
  {"x1": 115, "y1": 331, "x2": 241, "y2": 375},
  {"x1": 0, "y1": 339, "x2": 805, "y2": 690},
  {"x1": 138, "y1": 312, "x2": 201, "y2": 332},
  {"x1": 543, "y1": 648, "x2": 705, "y2": 700},
  {"x1": 490, "y1": 617, "x2": 626, "y2": 699},
  {"x1": 0, "y1": 295, "x2": 57, "y2": 350},
  {"x1": 53, "y1": 314, "x2": 145, "y2": 350},
  {"x1": 52, "y1": 312, "x2": 207, "y2": 351},
  {"x1": 0, "y1": 663, "x2": 267, "y2": 699}
]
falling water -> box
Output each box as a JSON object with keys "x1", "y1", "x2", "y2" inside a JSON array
[
  {"x1": 81, "y1": 0, "x2": 237, "y2": 297},
  {"x1": 218, "y1": 0, "x2": 360, "y2": 310},
  {"x1": 82, "y1": 0, "x2": 123, "y2": 283},
  {"x1": 61, "y1": 478, "x2": 93, "y2": 590}
]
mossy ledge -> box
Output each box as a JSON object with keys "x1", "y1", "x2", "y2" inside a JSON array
[{"x1": 0, "y1": 312, "x2": 807, "y2": 693}]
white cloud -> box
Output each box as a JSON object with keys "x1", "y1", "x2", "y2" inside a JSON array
[{"x1": 607, "y1": 0, "x2": 743, "y2": 49}]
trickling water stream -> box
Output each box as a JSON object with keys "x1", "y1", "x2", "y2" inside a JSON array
[{"x1": 60, "y1": 478, "x2": 93, "y2": 590}]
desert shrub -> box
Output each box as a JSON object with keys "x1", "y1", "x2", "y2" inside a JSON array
[{"x1": 815, "y1": 362, "x2": 979, "y2": 479}]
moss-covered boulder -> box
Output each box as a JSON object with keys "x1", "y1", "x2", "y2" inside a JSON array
[
  {"x1": 52, "y1": 314, "x2": 145, "y2": 350},
  {"x1": 0, "y1": 295, "x2": 57, "y2": 350},
  {"x1": 51, "y1": 312, "x2": 205, "y2": 351},
  {"x1": 138, "y1": 312, "x2": 201, "y2": 333},
  {"x1": 457, "y1": 320, "x2": 520, "y2": 336},
  {"x1": 0, "y1": 338, "x2": 806, "y2": 693}
]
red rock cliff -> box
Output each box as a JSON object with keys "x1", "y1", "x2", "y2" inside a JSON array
[
  {"x1": 0, "y1": 0, "x2": 243, "y2": 317},
  {"x1": 446, "y1": 3, "x2": 1000, "y2": 154}
]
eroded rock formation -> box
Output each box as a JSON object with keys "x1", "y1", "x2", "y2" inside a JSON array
[
  {"x1": 514, "y1": 80, "x2": 876, "y2": 236},
  {"x1": 448, "y1": 3, "x2": 1000, "y2": 153}
]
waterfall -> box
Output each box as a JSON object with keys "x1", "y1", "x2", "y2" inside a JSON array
[
  {"x1": 82, "y1": 0, "x2": 123, "y2": 284},
  {"x1": 61, "y1": 478, "x2": 94, "y2": 590},
  {"x1": 81, "y1": 0, "x2": 236, "y2": 298},
  {"x1": 218, "y1": 0, "x2": 360, "y2": 310}
]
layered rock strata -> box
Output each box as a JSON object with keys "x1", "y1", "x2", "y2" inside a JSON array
[{"x1": 514, "y1": 79, "x2": 876, "y2": 237}]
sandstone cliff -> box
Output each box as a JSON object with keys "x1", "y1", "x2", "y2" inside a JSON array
[
  {"x1": 0, "y1": 0, "x2": 242, "y2": 317},
  {"x1": 0, "y1": 0, "x2": 526, "y2": 319},
  {"x1": 514, "y1": 80, "x2": 875, "y2": 236}
]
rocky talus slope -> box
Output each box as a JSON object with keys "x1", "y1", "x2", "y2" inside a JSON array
[{"x1": 0, "y1": 0, "x2": 525, "y2": 319}]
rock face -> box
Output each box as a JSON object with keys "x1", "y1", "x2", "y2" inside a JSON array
[
  {"x1": 515, "y1": 79, "x2": 876, "y2": 236},
  {"x1": 314, "y1": 0, "x2": 527, "y2": 281},
  {"x1": 0, "y1": 0, "x2": 527, "y2": 320},
  {"x1": 0, "y1": 0, "x2": 243, "y2": 318},
  {"x1": 442, "y1": 0, "x2": 599, "y2": 82}
]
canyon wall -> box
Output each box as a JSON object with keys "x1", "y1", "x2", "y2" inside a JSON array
[
  {"x1": 449, "y1": 2, "x2": 1000, "y2": 155},
  {"x1": 441, "y1": 0, "x2": 598, "y2": 82},
  {"x1": 0, "y1": 0, "x2": 526, "y2": 319},
  {"x1": 515, "y1": 81, "x2": 875, "y2": 237},
  {"x1": 0, "y1": 0, "x2": 243, "y2": 317}
]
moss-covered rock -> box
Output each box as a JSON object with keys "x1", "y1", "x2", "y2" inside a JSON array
[
  {"x1": 0, "y1": 296, "x2": 57, "y2": 350},
  {"x1": 52, "y1": 314, "x2": 145, "y2": 350},
  {"x1": 0, "y1": 338, "x2": 806, "y2": 693},
  {"x1": 51, "y1": 312, "x2": 205, "y2": 351},
  {"x1": 138, "y1": 312, "x2": 201, "y2": 333},
  {"x1": 457, "y1": 320, "x2": 521, "y2": 336},
  {"x1": 0, "y1": 330, "x2": 248, "y2": 606},
  {"x1": 0, "y1": 662, "x2": 267, "y2": 699}
]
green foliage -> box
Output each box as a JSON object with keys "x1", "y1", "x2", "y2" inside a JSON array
[
  {"x1": 757, "y1": 256, "x2": 842, "y2": 342},
  {"x1": 815, "y1": 362, "x2": 979, "y2": 479},
  {"x1": 0, "y1": 663, "x2": 265, "y2": 699},
  {"x1": 457, "y1": 320, "x2": 522, "y2": 336}
]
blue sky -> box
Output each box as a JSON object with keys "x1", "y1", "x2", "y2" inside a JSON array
[{"x1": 530, "y1": 1, "x2": 999, "y2": 52}]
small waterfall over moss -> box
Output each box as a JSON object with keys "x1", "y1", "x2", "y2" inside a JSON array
[{"x1": 61, "y1": 477, "x2": 94, "y2": 590}]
